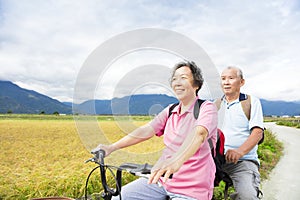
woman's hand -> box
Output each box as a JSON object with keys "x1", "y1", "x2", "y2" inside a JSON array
[
  {"x1": 148, "y1": 157, "x2": 182, "y2": 184},
  {"x1": 91, "y1": 144, "x2": 117, "y2": 157}
]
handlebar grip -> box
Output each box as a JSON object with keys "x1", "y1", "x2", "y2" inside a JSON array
[{"x1": 97, "y1": 149, "x2": 106, "y2": 158}]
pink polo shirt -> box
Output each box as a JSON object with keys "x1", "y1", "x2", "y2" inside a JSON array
[{"x1": 149, "y1": 98, "x2": 217, "y2": 200}]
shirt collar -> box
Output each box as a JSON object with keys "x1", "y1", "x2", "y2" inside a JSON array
[
  {"x1": 222, "y1": 93, "x2": 247, "y2": 103},
  {"x1": 222, "y1": 93, "x2": 247, "y2": 108},
  {"x1": 171, "y1": 97, "x2": 199, "y2": 115}
]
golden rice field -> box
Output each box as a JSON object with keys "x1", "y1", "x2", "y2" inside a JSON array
[
  {"x1": 0, "y1": 115, "x2": 164, "y2": 200},
  {"x1": 0, "y1": 115, "x2": 283, "y2": 200}
]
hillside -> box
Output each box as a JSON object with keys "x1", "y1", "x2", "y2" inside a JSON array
[
  {"x1": 0, "y1": 80, "x2": 72, "y2": 114},
  {"x1": 1, "y1": 80, "x2": 299, "y2": 116},
  {"x1": 261, "y1": 99, "x2": 300, "y2": 116},
  {"x1": 74, "y1": 95, "x2": 300, "y2": 116},
  {"x1": 73, "y1": 94, "x2": 178, "y2": 115}
]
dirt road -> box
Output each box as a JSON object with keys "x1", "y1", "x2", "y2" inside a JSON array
[{"x1": 261, "y1": 122, "x2": 300, "y2": 199}]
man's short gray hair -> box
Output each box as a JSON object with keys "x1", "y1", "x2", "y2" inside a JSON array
[{"x1": 226, "y1": 66, "x2": 244, "y2": 79}]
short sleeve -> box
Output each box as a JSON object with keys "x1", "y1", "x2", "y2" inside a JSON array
[
  {"x1": 149, "y1": 106, "x2": 170, "y2": 137},
  {"x1": 249, "y1": 96, "x2": 264, "y2": 130},
  {"x1": 197, "y1": 101, "x2": 218, "y2": 138}
]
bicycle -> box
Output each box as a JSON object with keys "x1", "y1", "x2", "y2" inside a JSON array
[
  {"x1": 31, "y1": 149, "x2": 152, "y2": 200},
  {"x1": 84, "y1": 149, "x2": 155, "y2": 200}
]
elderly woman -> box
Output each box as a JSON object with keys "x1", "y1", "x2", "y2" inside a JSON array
[{"x1": 93, "y1": 61, "x2": 218, "y2": 200}]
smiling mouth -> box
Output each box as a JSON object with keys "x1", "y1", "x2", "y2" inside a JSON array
[{"x1": 175, "y1": 89, "x2": 185, "y2": 93}]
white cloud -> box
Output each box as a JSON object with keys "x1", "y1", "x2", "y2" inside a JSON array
[{"x1": 0, "y1": 0, "x2": 299, "y2": 102}]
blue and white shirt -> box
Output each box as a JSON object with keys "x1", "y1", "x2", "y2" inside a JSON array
[{"x1": 218, "y1": 93, "x2": 264, "y2": 164}]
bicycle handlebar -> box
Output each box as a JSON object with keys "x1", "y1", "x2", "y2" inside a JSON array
[
  {"x1": 86, "y1": 149, "x2": 173, "y2": 199},
  {"x1": 88, "y1": 149, "x2": 122, "y2": 199}
]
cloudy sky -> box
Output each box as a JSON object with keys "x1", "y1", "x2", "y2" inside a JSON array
[{"x1": 0, "y1": 0, "x2": 299, "y2": 102}]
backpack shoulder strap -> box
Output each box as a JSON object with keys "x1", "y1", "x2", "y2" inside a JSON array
[
  {"x1": 193, "y1": 99, "x2": 205, "y2": 119},
  {"x1": 240, "y1": 94, "x2": 265, "y2": 145},
  {"x1": 168, "y1": 102, "x2": 179, "y2": 118},
  {"x1": 215, "y1": 94, "x2": 251, "y2": 121},
  {"x1": 208, "y1": 136, "x2": 214, "y2": 156},
  {"x1": 240, "y1": 93, "x2": 251, "y2": 121},
  {"x1": 168, "y1": 99, "x2": 205, "y2": 119},
  {"x1": 161, "y1": 102, "x2": 179, "y2": 133}
]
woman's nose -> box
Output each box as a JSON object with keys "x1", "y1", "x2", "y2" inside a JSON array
[{"x1": 172, "y1": 79, "x2": 181, "y2": 86}]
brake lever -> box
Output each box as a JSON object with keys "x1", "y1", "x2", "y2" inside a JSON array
[{"x1": 85, "y1": 157, "x2": 96, "y2": 163}]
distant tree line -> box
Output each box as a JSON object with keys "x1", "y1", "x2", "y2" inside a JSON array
[{"x1": 5, "y1": 110, "x2": 60, "y2": 115}]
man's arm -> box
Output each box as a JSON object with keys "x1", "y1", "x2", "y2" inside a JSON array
[{"x1": 225, "y1": 127, "x2": 263, "y2": 164}]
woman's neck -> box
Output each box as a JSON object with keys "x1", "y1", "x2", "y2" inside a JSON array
[{"x1": 180, "y1": 96, "x2": 197, "y2": 114}]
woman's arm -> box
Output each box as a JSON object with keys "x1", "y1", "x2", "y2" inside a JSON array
[
  {"x1": 148, "y1": 125, "x2": 208, "y2": 184},
  {"x1": 93, "y1": 123, "x2": 156, "y2": 156}
]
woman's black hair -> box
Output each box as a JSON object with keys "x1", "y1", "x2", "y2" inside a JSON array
[{"x1": 170, "y1": 61, "x2": 204, "y2": 94}]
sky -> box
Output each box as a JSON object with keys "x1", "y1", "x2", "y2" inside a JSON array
[{"x1": 0, "y1": 0, "x2": 300, "y2": 102}]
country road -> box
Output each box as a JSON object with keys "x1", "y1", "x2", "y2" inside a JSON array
[{"x1": 261, "y1": 122, "x2": 300, "y2": 200}]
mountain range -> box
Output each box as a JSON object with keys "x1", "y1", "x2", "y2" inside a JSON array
[
  {"x1": 0, "y1": 80, "x2": 72, "y2": 114},
  {"x1": 1, "y1": 80, "x2": 299, "y2": 116}
]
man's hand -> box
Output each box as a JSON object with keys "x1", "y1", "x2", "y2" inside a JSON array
[{"x1": 225, "y1": 149, "x2": 243, "y2": 164}]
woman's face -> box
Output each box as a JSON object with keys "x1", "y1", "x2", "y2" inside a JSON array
[{"x1": 171, "y1": 66, "x2": 198, "y2": 102}]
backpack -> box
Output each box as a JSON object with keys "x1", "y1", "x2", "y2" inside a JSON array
[
  {"x1": 208, "y1": 128, "x2": 227, "y2": 186},
  {"x1": 167, "y1": 99, "x2": 229, "y2": 188},
  {"x1": 214, "y1": 93, "x2": 264, "y2": 145}
]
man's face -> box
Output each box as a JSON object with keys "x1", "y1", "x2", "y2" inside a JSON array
[
  {"x1": 171, "y1": 66, "x2": 197, "y2": 101},
  {"x1": 221, "y1": 68, "x2": 244, "y2": 96}
]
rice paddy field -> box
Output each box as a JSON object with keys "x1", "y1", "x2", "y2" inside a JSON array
[
  {"x1": 0, "y1": 114, "x2": 163, "y2": 200},
  {"x1": 0, "y1": 114, "x2": 283, "y2": 200}
]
